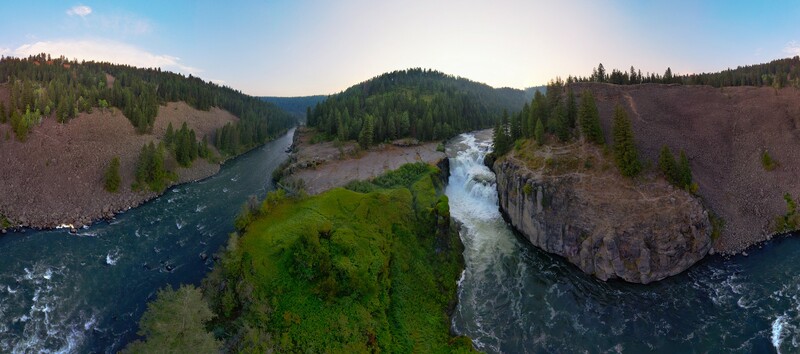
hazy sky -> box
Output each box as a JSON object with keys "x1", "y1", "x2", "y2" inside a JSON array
[{"x1": 2, "y1": 1, "x2": 800, "y2": 96}]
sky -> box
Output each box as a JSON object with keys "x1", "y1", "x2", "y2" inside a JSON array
[{"x1": 2, "y1": 0, "x2": 800, "y2": 96}]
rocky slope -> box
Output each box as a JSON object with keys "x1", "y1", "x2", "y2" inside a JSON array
[
  {"x1": 0, "y1": 98, "x2": 238, "y2": 230},
  {"x1": 494, "y1": 141, "x2": 711, "y2": 283},
  {"x1": 569, "y1": 83, "x2": 800, "y2": 253}
]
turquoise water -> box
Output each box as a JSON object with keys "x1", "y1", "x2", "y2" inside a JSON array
[
  {"x1": 0, "y1": 129, "x2": 293, "y2": 353},
  {"x1": 447, "y1": 133, "x2": 799, "y2": 354}
]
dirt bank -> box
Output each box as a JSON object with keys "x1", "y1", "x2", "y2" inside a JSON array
[
  {"x1": 0, "y1": 98, "x2": 238, "y2": 230},
  {"x1": 571, "y1": 83, "x2": 800, "y2": 254},
  {"x1": 284, "y1": 127, "x2": 446, "y2": 194}
]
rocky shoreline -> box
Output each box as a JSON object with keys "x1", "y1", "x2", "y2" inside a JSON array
[
  {"x1": 0, "y1": 101, "x2": 240, "y2": 233},
  {"x1": 282, "y1": 127, "x2": 448, "y2": 194}
]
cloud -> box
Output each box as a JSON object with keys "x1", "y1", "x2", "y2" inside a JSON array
[
  {"x1": 783, "y1": 41, "x2": 800, "y2": 56},
  {"x1": 12, "y1": 39, "x2": 201, "y2": 75},
  {"x1": 0, "y1": 48, "x2": 10, "y2": 56},
  {"x1": 67, "y1": 5, "x2": 92, "y2": 17}
]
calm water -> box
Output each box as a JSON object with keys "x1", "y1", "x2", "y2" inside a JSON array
[
  {"x1": 447, "y1": 133, "x2": 799, "y2": 354},
  {"x1": 0, "y1": 129, "x2": 294, "y2": 353}
]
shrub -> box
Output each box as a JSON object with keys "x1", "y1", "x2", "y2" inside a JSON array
[
  {"x1": 523, "y1": 183, "x2": 533, "y2": 195},
  {"x1": 761, "y1": 150, "x2": 777, "y2": 171},
  {"x1": 122, "y1": 285, "x2": 219, "y2": 353}
]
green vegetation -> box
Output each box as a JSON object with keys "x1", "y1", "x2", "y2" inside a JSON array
[
  {"x1": 122, "y1": 285, "x2": 220, "y2": 353},
  {"x1": 659, "y1": 146, "x2": 693, "y2": 189},
  {"x1": 260, "y1": 95, "x2": 328, "y2": 121},
  {"x1": 611, "y1": 104, "x2": 641, "y2": 177},
  {"x1": 133, "y1": 142, "x2": 175, "y2": 193},
  {"x1": 493, "y1": 80, "x2": 580, "y2": 156},
  {"x1": 0, "y1": 54, "x2": 294, "y2": 147},
  {"x1": 761, "y1": 150, "x2": 778, "y2": 171},
  {"x1": 308, "y1": 68, "x2": 526, "y2": 147},
  {"x1": 197, "y1": 163, "x2": 471, "y2": 352},
  {"x1": 534, "y1": 117, "x2": 544, "y2": 145},
  {"x1": 104, "y1": 157, "x2": 121, "y2": 193},
  {"x1": 775, "y1": 193, "x2": 800, "y2": 233},
  {"x1": 570, "y1": 57, "x2": 800, "y2": 88},
  {"x1": 709, "y1": 211, "x2": 725, "y2": 241},
  {"x1": 492, "y1": 112, "x2": 511, "y2": 156},
  {"x1": 578, "y1": 90, "x2": 604, "y2": 145},
  {"x1": 164, "y1": 122, "x2": 211, "y2": 167}
]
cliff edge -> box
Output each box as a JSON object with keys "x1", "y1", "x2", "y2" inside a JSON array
[{"x1": 494, "y1": 140, "x2": 711, "y2": 283}]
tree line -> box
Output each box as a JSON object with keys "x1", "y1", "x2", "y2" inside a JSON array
[
  {"x1": 307, "y1": 68, "x2": 527, "y2": 147},
  {"x1": 0, "y1": 53, "x2": 295, "y2": 144},
  {"x1": 567, "y1": 57, "x2": 800, "y2": 88}
]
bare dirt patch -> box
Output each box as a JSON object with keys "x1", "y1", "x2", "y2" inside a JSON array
[
  {"x1": 285, "y1": 127, "x2": 446, "y2": 194},
  {"x1": 571, "y1": 83, "x2": 800, "y2": 253},
  {"x1": 0, "y1": 100, "x2": 238, "y2": 229}
]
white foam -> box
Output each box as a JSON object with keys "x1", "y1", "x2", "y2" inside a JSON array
[{"x1": 773, "y1": 314, "x2": 788, "y2": 353}]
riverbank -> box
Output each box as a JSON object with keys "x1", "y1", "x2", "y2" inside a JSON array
[
  {"x1": 0, "y1": 102, "x2": 240, "y2": 230},
  {"x1": 281, "y1": 127, "x2": 447, "y2": 194}
]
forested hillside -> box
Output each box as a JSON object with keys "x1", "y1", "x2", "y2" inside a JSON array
[
  {"x1": 0, "y1": 53, "x2": 294, "y2": 154},
  {"x1": 260, "y1": 95, "x2": 327, "y2": 121},
  {"x1": 307, "y1": 68, "x2": 526, "y2": 146}
]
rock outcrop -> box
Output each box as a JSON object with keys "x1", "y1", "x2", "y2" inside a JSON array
[{"x1": 494, "y1": 141, "x2": 711, "y2": 283}]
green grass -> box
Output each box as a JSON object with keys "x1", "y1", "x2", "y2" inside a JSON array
[{"x1": 207, "y1": 163, "x2": 473, "y2": 352}]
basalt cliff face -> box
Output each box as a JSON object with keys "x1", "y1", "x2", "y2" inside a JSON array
[{"x1": 494, "y1": 142, "x2": 711, "y2": 283}]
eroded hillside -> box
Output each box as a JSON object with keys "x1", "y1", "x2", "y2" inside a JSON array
[{"x1": 572, "y1": 83, "x2": 800, "y2": 253}]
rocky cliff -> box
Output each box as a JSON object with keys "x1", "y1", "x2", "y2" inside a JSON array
[{"x1": 494, "y1": 141, "x2": 711, "y2": 283}]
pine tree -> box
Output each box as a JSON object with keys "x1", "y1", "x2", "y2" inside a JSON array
[
  {"x1": 597, "y1": 63, "x2": 606, "y2": 83},
  {"x1": 578, "y1": 90, "x2": 604, "y2": 144},
  {"x1": 658, "y1": 145, "x2": 678, "y2": 185},
  {"x1": 566, "y1": 89, "x2": 577, "y2": 130},
  {"x1": 492, "y1": 120, "x2": 511, "y2": 156},
  {"x1": 534, "y1": 118, "x2": 544, "y2": 145},
  {"x1": 612, "y1": 104, "x2": 641, "y2": 177},
  {"x1": 164, "y1": 122, "x2": 175, "y2": 146},
  {"x1": 104, "y1": 157, "x2": 122, "y2": 193},
  {"x1": 677, "y1": 150, "x2": 692, "y2": 188},
  {"x1": 358, "y1": 114, "x2": 374, "y2": 149}
]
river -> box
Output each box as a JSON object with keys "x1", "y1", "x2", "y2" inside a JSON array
[
  {"x1": 447, "y1": 132, "x2": 800, "y2": 353},
  {"x1": 1, "y1": 129, "x2": 798, "y2": 353},
  {"x1": 0, "y1": 129, "x2": 294, "y2": 353}
]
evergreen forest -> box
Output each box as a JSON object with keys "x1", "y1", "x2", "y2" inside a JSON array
[{"x1": 307, "y1": 68, "x2": 527, "y2": 145}]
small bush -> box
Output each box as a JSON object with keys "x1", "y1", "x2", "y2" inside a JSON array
[
  {"x1": 522, "y1": 184, "x2": 533, "y2": 195},
  {"x1": 761, "y1": 150, "x2": 777, "y2": 171},
  {"x1": 514, "y1": 139, "x2": 524, "y2": 151},
  {"x1": 775, "y1": 193, "x2": 800, "y2": 233},
  {"x1": 709, "y1": 212, "x2": 725, "y2": 240}
]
